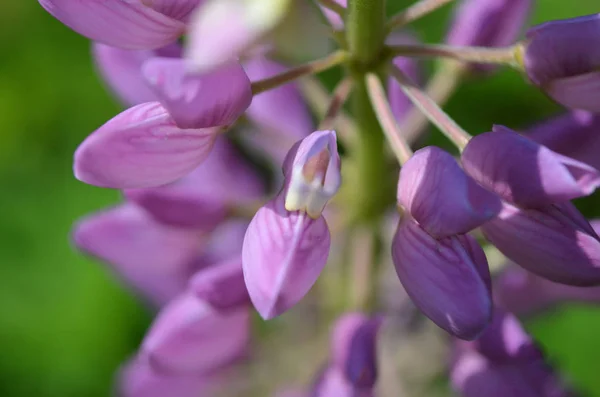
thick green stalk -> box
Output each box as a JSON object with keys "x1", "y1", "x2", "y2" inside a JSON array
[{"x1": 347, "y1": 0, "x2": 386, "y2": 66}]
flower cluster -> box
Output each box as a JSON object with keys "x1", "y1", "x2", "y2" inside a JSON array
[{"x1": 39, "y1": 0, "x2": 600, "y2": 395}]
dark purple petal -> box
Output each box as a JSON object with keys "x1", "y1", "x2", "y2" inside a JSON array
[
  {"x1": 391, "y1": 216, "x2": 492, "y2": 340},
  {"x1": 190, "y1": 257, "x2": 250, "y2": 310},
  {"x1": 398, "y1": 146, "x2": 501, "y2": 238},
  {"x1": 74, "y1": 102, "x2": 219, "y2": 188},
  {"x1": 482, "y1": 202, "x2": 600, "y2": 286},
  {"x1": 461, "y1": 126, "x2": 600, "y2": 207},
  {"x1": 38, "y1": 0, "x2": 185, "y2": 50},
  {"x1": 386, "y1": 33, "x2": 420, "y2": 122},
  {"x1": 71, "y1": 204, "x2": 204, "y2": 306},
  {"x1": 242, "y1": 194, "x2": 331, "y2": 319}
]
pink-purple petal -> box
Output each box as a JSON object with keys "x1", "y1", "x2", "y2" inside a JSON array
[
  {"x1": 545, "y1": 71, "x2": 600, "y2": 112},
  {"x1": 190, "y1": 257, "x2": 250, "y2": 310},
  {"x1": 142, "y1": 58, "x2": 252, "y2": 129},
  {"x1": 74, "y1": 102, "x2": 219, "y2": 189},
  {"x1": 38, "y1": 0, "x2": 185, "y2": 50}
]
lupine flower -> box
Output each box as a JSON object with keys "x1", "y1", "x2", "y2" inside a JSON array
[
  {"x1": 125, "y1": 137, "x2": 264, "y2": 230},
  {"x1": 446, "y1": 0, "x2": 532, "y2": 48},
  {"x1": 39, "y1": 0, "x2": 200, "y2": 50},
  {"x1": 391, "y1": 215, "x2": 492, "y2": 340},
  {"x1": 526, "y1": 110, "x2": 600, "y2": 172},
  {"x1": 119, "y1": 356, "x2": 223, "y2": 397},
  {"x1": 140, "y1": 290, "x2": 250, "y2": 374},
  {"x1": 496, "y1": 262, "x2": 600, "y2": 316},
  {"x1": 521, "y1": 13, "x2": 600, "y2": 111},
  {"x1": 387, "y1": 33, "x2": 420, "y2": 123},
  {"x1": 451, "y1": 310, "x2": 574, "y2": 397},
  {"x1": 461, "y1": 125, "x2": 600, "y2": 208},
  {"x1": 93, "y1": 42, "x2": 182, "y2": 107},
  {"x1": 191, "y1": 257, "x2": 250, "y2": 310},
  {"x1": 242, "y1": 130, "x2": 340, "y2": 319},
  {"x1": 311, "y1": 313, "x2": 382, "y2": 397},
  {"x1": 72, "y1": 204, "x2": 205, "y2": 306},
  {"x1": 186, "y1": 0, "x2": 292, "y2": 72},
  {"x1": 397, "y1": 146, "x2": 501, "y2": 238},
  {"x1": 482, "y1": 201, "x2": 600, "y2": 286}
]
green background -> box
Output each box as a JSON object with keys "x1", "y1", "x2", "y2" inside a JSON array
[{"x1": 0, "y1": 1, "x2": 599, "y2": 396}]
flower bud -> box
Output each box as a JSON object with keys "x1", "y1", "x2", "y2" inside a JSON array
[
  {"x1": 124, "y1": 138, "x2": 264, "y2": 230},
  {"x1": 521, "y1": 14, "x2": 600, "y2": 111},
  {"x1": 38, "y1": 0, "x2": 195, "y2": 50},
  {"x1": 141, "y1": 291, "x2": 250, "y2": 374},
  {"x1": 446, "y1": 0, "x2": 532, "y2": 48},
  {"x1": 398, "y1": 146, "x2": 501, "y2": 238},
  {"x1": 242, "y1": 194, "x2": 331, "y2": 319},
  {"x1": 72, "y1": 204, "x2": 204, "y2": 306},
  {"x1": 482, "y1": 202, "x2": 600, "y2": 286},
  {"x1": 93, "y1": 42, "x2": 182, "y2": 107},
  {"x1": 283, "y1": 130, "x2": 341, "y2": 219},
  {"x1": 391, "y1": 215, "x2": 492, "y2": 340},
  {"x1": 461, "y1": 126, "x2": 600, "y2": 208},
  {"x1": 74, "y1": 102, "x2": 220, "y2": 188},
  {"x1": 142, "y1": 58, "x2": 252, "y2": 129}
]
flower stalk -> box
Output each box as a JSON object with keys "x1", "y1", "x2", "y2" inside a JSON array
[
  {"x1": 386, "y1": 0, "x2": 455, "y2": 32},
  {"x1": 386, "y1": 43, "x2": 519, "y2": 66}
]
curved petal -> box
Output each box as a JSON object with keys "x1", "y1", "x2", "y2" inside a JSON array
[
  {"x1": 190, "y1": 257, "x2": 250, "y2": 310},
  {"x1": 147, "y1": 0, "x2": 203, "y2": 22},
  {"x1": 142, "y1": 291, "x2": 250, "y2": 374},
  {"x1": 546, "y1": 71, "x2": 600, "y2": 112},
  {"x1": 242, "y1": 194, "x2": 331, "y2": 319},
  {"x1": 38, "y1": 0, "x2": 185, "y2": 50},
  {"x1": 124, "y1": 138, "x2": 264, "y2": 229},
  {"x1": 391, "y1": 216, "x2": 492, "y2": 340},
  {"x1": 398, "y1": 146, "x2": 501, "y2": 238},
  {"x1": 71, "y1": 204, "x2": 204, "y2": 305},
  {"x1": 461, "y1": 127, "x2": 600, "y2": 207},
  {"x1": 142, "y1": 58, "x2": 252, "y2": 129},
  {"x1": 482, "y1": 202, "x2": 600, "y2": 286},
  {"x1": 74, "y1": 102, "x2": 219, "y2": 188},
  {"x1": 318, "y1": 0, "x2": 346, "y2": 30}
]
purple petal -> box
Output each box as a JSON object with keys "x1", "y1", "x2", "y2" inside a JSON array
[
  {"x1": 398, "y1": 146, "x2": 501, "y2": 238},
  {"x1": 71, "y1": 204, "x2": 204, "y2": 306},
  {"x1": 283, "y1": 130, "x2": 341, "y2": 219},
  {"x1": 142, "y1": 58, "x2": 252, "y2": 129},
  {"x1": 545, "y1": 71, "x2": 600, "y2": 112},
  {"x1": 142, "y1": 291, "x2": 250, "y2": 374},
  {"x1": 482, "y1": 202, "x2": 600, "y2": 286},
  {"x1": 124, "y1": 138, "x2": 264, "y2": 229},
  {"x1": 495, "y1": 265, "x2": 600, "y2": 316},
  {"x1": 391, "y1": 216, "x2": 492, "y2": 340},
  {"x1": 38, "y1": 0, "x2": 185, "y2": 50},
  {"x1": 190, "y1": 257, "x2": 250, "y2": 310},
  {"x1": 74, "y1": 102, "x2": 220, "y2": 188},
  {"x1": 146, "y1": 0, "x2": 203, "y2": 22},
  {"x1": 242, "y1": 195, "x2": 331, "y2": 319},
  {"x1": 311, "y1": 367, "x2": 374, "y2": 397},
  {"x1": 119, "y1": 357, "x2": 221, "y2": 397},
  {"x1": 524, "y1": 14, "x2": 600, "y2": 87},
  {"x1": 243, "y1": 56, "x2": 313, "y2": 150},
  {"x1": 461, "y1": 126, "x2": 600, "y2": 207},
  {"x1": 446, "y1": 0, "x2": 532, "y2": 48},
  {"x1": 386, "y1": 33, "x2": 420, "y2": 122},
  {"x1": 197, "y1": 219, "x2": 250, "y2": 265},
  {"x1": 92, "y1": 42, "x2": 182, "y2": 107},
  {"x1": 318, "y1": 0, "x2": 346, "y2": 29}
]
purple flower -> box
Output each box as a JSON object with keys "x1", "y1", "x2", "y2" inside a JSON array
[
  {"x1": 451, "y1": 310, "x2": 573, "y2": 397},
  {"x1": 141, "y1": 290, "x2": 250, "y2": 374},
  {"x1": 482, "y1": 201, "x2": 600, "y2": 286},
  {"x1": 391, "y1": 215, "x2": 492, "y2": 340},
  {"x1": 522, "y1": 14, "x2": 600, "y2": 112},
  {"x1": 242, "y1": 131, "x2": 340, "y2": 319},
  {"x1": 526, "y1": 110, "x2": 600, "y2": 172},
  {"x1": 495, "y1": 263, "x2": 600, "y2": 316},
  {"x1": 461, "y1": 126, "x2": 600, "y2": 208},
  {"x1": 74, "y1": 102, "x2": 220, "y2": 189},
  {"x1": 446, "y1": 0, "x2": 532, "y2": 48},
  {"x1": 125, "y1": 137, "x2": 264, "y2": 230},
  {"x1": 311, "y1": 368, "x2": 374, "y2": 397},
  {"x1": 92, "y1": 42, "x2": 182, "y2": 107},
  {"x1": 386, "y1": 33, "x2": 420, "y2": 123},
  {"x1": 38, "y1": 0, "x2": 200, "y2": 50},
  {"x1": 72, "y1": 204, "x2": 205, "y2": 306},
  {"x1": 398, "y1": 146, "x2": 501, "y2": 238},
  {"x1": 142, "y1": 58, "x2": 252, "y2": 129},
  {"x1": 190, "y1": 257, "x2": 250, "y2": 310}
]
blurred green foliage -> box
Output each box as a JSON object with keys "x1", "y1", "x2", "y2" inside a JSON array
[{"x1": 0, "y1": 1, "x2": 599, "y2": 396}]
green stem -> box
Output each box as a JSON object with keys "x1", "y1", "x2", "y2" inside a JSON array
[{"x1": 347, "y1": 0, "x2": 386, "y2": 66}]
